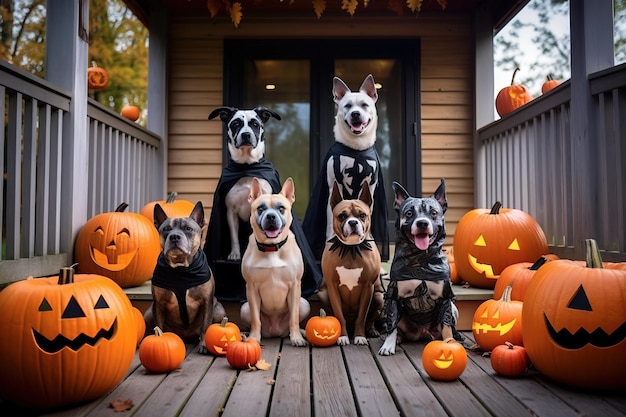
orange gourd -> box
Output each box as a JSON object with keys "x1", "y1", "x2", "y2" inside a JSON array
[
  {"x1": 120, "y1": 105, "x2": 141, "y2": 122},
  {"x1": 0, "y1": 268, "x2": 137, "y2": 408},
  {"x1": 541, "y1": 74, "x2": 560, "y2": 94},
  {"x1": 226, "y1": 338, "x2": 262, "y2": 369},
  {"x1": 140, "y1": 192, "x2": 196, "y2": 224},
  {"x1": 74, "y1": 203, "x2": 161, "y2": 288},
  {"x1": 491, "y1": 342, "x2": 529, "y2": 378},
  {"x1": 305, "y1": 309, "x2": 341, "y2": 347},
  {"x1": 139, "y1": 327, "x2": 186, "y2": 373},
  {"x1": 204, "y1": 316, "x2": 242, "y2": 356},
  {"x1": 422, "y1": 338, "x2": 467, "y2": 381},
  {"x1": 493, "y1": 256, "x2": 549, "y2": 301},
  {"x1": 87, "y1": 61, "x2": 109, "y2": 90},
  {"x1": 472, "y1": 285, "x2": 524, "y2": 351},
  {"x1": 495, "y1": 67, "x2": 533, "y2": 117}
]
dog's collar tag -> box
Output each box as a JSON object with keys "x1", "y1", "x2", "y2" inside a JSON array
[{"x1": 256, "y1": 236, "x2": 288, "y2": 252}]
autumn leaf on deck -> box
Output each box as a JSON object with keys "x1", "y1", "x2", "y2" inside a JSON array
[
  {"x1": 229, "y1": 2, "x2": 243, "y2": 27},
  {"x1": 406, "y1": 0, "x2": 422, "y2": 13},
  {"x1": 341, "y1": 0, "x2": 358, "y2": 16},
  {"x1": 312, "y1": 0, "x2": 326, "y2": 19},
  {"x1": 247, "y1": 358, "x2": 272, "y2": 371},
  {"x1": 437, "y1": 0, "x2": 447, "y2": 10},
  {"x1": 109, "y1": 399, "x2": 134, "y2": 412},
  {"x1": 207, "y1": 0, "x2": 223, "y2": 17}
]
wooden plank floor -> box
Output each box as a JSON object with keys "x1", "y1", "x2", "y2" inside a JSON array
[{"x1": 2, "y1": 332, "x2": 625, "y2": 417}]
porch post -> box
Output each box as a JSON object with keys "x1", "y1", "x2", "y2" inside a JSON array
[
  {"x1": 568, "y1": 0, "x2": 614, "y2": 259},
  {"x1": 146, "y1": 4, "x2": 169, "y2": 198},
  {"x1": 472, "y1": 3, "x2": 494, "y2": 208},
  {"x1": 45, "y1": 0, "x2": 89, "y2": 257}
]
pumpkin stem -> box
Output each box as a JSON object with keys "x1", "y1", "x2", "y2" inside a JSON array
[
  {"x1": 501, "y1": 285, "x2": 513, "y2": 302},
  {"x1": 91, "y1": 61, "x2": 98, "y2": 68},
  {"x1": 115, "y1": 202, "x2": 130, "y2": 212},
  {"x1": 505, "y1": 341, "x2": 514, "y2": 349},
  {"x1": 220, "y1": 316, "x2": 229, "y2": 327},
  {"x1": 58, "y1": 267, "x2": 75, "y2": 285},
  {"x1": 585, "y1": 239, "x2": 604, "y2": 268},
  {"x1": 165, "y1": 192, "x2": 178, "y2": 204},
  {"x1": 489, "y1": 201, "x2": 503, "y2": 215},
  {"x1": 511, "y1": 67, "x2": 521, "y2": 85},
  {"x1": 153, "y1": 326, "x2": 164, "y2": 336},
  {"x1": 547, "y1": 74, "x2": 554, "y2": 81},
  {"x1": 319, "y1": 308, "x2": 328, "y2": 319},
  {"x1": 529, "y1": 256, "x2": 548, "y2": 271}
]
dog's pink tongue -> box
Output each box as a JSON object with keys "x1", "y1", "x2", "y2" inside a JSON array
[
  {"x1": 414, "y1": 233, "x2": 430, "y2": 250},
  {"x1": 265, "y1": 228, "x2": 280, "y2": 238}
]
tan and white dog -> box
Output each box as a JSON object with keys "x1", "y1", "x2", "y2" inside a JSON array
[
  {"x1": 240, "y1": 177, "x2": 310, "y2": 346},
  {"x1": 321, "y1": 181, "x2": 383, "y2": 346}
]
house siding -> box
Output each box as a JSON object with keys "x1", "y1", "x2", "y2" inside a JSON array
[{"x1": 167, "y1": 15, "x2": 474, "y2": 246}]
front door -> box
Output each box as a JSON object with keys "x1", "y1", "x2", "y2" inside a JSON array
[{"x1": 224, "y1": 39, "x2": 421, "y2": 221}]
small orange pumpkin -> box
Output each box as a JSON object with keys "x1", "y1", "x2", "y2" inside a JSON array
[
  {"x1": 491, "y1": 342, "x2": 529, "y2": 378},
  {"x1": 74, "y1": 202, "x2": 161, "y2": 288},
  {"x1": 495, "y1": 67, "x2": 533, "y2": 117},
  {"x1": 139, "y1": 326, "x2": 186, "y2": 373},
  {"x1": 541, "y1": 74, "x2": 560, "y2": 94},
  {"x1": 422, "y1": 338, "x2": 467, "y2": 381},
  {"x1": 305, "y1": 309, "x2": 341, "y2": 347},
  {"x1": 226, "y1": 338, "x2": 262, "y2": 369},
  {"x1": 204, "y1": 316, "x2": 242, "y2": 356},
  {"x1": 121, "y1": 105, "x2": 141, "y2": 122},
  {"x1": 87, "y1": 61, "x2": 109, "y2": 90},
  {"x1": 140, "y1": 192, "x2": 196, "y2": 224},
  {"x1": 472, "y1": 285, "x2": 524, "y2": 351},
  {"x1": 493, "y1": 256, "x2": 549, "y2": 301}
]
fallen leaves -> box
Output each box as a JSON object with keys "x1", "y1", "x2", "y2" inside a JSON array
[
  {"x1": 247, "y1": 358, "x2": 272, "y2": 371},
  {"x1": 109, "y1": 399, "x2": 134, "y2": 412}
]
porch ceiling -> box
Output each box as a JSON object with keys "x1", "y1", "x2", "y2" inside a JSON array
[{"x1": 127, "y1": 0, "x2": 527, "y2": 31}]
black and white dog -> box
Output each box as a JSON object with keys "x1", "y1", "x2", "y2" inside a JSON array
[
  {"x1": 303, "y1": 74, "x2": 389, "y2": 262},
  {"x1": 203, "y1": 106, "x2": 322, "y2": 302},
  {"x1": 378, "y1": 179, "x2": 461, "y2": 356}
]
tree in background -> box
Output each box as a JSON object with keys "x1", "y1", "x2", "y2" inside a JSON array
[{"x1": 0, "y1": 0, "x2": 45, "y2": 74}]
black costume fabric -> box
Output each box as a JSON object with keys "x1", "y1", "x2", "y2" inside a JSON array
[
  {"x1": 151, "y1": 251, "x2": 210, "y2": 326},
  {"x1": 203, "y1": 158, "x2": 322, "y2": 302},
  {"x1": 302, "y1": 142, "x2": 389, "y2": 262}
]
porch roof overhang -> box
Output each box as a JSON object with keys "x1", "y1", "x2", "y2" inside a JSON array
[{"x1": 126, "y1": 0, "x2": 528, "y2": 32}]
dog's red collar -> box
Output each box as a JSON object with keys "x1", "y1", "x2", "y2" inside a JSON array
[{"x1": 255, "y1": 236, "x2": 289, "y2": 252}]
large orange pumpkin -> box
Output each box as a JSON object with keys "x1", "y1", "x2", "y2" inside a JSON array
[
  {"x1": 472, "y1": 285, "x2": 524, "y2": 351},
  {"x1": 422, "y1": 338, "x2": 467, "y2": 381},
  {"x1": 495, "y1": 67, "x2": 533, "y2": 117},
  {"x1": 0, "y1": 268, "x2": 137, "y2": 408},
  {"x1": 140, "y1": 192, "x2": 196, "y2": 224},
  {"x1": 453, "y1": 202, "x2": 548, "y2": 289},
  {"x1": 74, "y1": 203, "x2": 161, "y2": 288},
  {"x1": 87, "y1": 61, "x2": 109, "y2": 90},
  {"x1": 493, "y1": 256, "x2": 550, "y2": 301},
  {"x1": 522, "y1": 239, "x2": 626, "y2": 390}
]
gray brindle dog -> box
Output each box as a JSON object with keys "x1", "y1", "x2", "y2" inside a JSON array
[{"x1": 378, "y1": 179, "x2": 461, "y2": 356}]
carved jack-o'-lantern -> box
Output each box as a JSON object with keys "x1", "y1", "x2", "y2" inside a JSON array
[
  {"x1": 305, "y1": 309, "x2": 341, "y2": 347},
  {"x1": 0, "y1": 269, "x2": 137, "y2": 408},
  {"x1": 523, "y1": 240, "x2": 626, "y2": 390},
  {"x1": 422, "y1": 338, "x2": 467, "y2": 381},
  {"x1": 472, "y1": 285, "x2": 524, "y2": 351},
  {"x1": 453, "y1": 202, "x2": 548, "y2": 289},
  {"x1": 204, "y1": 317, "x2": 242, "y2": 356},
  {"x1": 74, "y1": 203, "x2": 161, "y2": 288}
]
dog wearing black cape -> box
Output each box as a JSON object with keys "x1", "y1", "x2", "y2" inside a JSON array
[{"x1": 203, "y1": 106, "x2": 322, "y2": 302}]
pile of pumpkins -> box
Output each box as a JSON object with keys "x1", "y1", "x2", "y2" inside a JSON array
[
  {"x1": 450, "y1": 201, "x2": 626, "y2": 390},
  {"x1": 495, "y1": 68, "x2": 561, "y2": 117}
]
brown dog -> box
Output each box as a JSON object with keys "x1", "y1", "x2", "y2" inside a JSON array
[
  {"x1": 240, "y1": 177, "x2": 310, "y2": 346},
  {"x1": 321, "y1": 181, "x2": 382, "y2": 346},
  {"x1": 145, "y1": 202, "x2": 225, "y2": 353}
]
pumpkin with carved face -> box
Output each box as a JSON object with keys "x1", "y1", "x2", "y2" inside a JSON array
[
  {"x1": 422, "y1": 338, "x2": 467, "y2": 381},
  {"x1": 473, "y1": 285, "x2": 524, "y2": 351},
  {"x1": 75, "y1": 203, "x2": 160, "y2": 288},
  {"x1": 204, "y1": 317, "x2": 242, "y2": 356},
  {"x1": 0, "y1": 269, "x2": 137, "y2": 408},
  {"x1": 305, "y1": 309, "x2": 341, "y2": 347},
  {"x1": 453, "y1": 202, "x2": 548, "y2": 289},
  {"x1": 523, "y1": 240, "x2": 626, "y2": 390}
]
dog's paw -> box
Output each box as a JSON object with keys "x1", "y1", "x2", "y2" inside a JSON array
[
  {"x1": 227, "y1": 250, "x2": 241, "y2": 261},
  {"x1": 378, "y1": 345, "x2": 396, "y2": 356},
  {"x1": 337, "y1": 336, "x2": 350, "y2": 346},
  {"x1": 290, "y1": 335, "x2": 308, "y2": 347},
  {"x1": 366, "y1": 327, "x2": 380, "y2": 338},
  {"x1": 197, "y1": 344, "x2": 209, "y2": 355},
  {"x1": 353, "y1": 336, "x2": 369, "y2": 346}
]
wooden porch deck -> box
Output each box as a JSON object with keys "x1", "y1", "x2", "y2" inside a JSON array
[{"x1": 2, "y1": 332, "x2": 625, "y2": 417}]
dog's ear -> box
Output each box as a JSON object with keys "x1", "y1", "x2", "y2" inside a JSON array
[
  {"x1": 433, "y1": 178, "x2": 448, "y2": 214},
  {"x1": 358, "y1": 181, "x2": 373, "y2": 207},
  {"x1": 208, "y1": 106, "x2": 237, "y2": 122},
  {"x1": 392, "y1": 181, "x2": 410, "y2": 210},
  {"x1": 333, "y1": 77, "x2": 350, "y2": 103},
  {"x1": 359, "y1": 74, "x2": 378, "y2": 103},
  {"x1": 153, "y1": 203, "x2": 168, "y2": 230},
  {"x1": 280, "y1": 177, "x2": 295, "y2": 204},
  {"x1": 248, "y1": 177, "x2": 264, "y2": 204},
  {"x1": 189, "y1": 201, "x2": 206, "y2": 228},
  {"x1": 330, "y1": 181, "x2": 343, "y2": 209},
  {"x1": 254, "y1": 107, "x2": 282, "y2": 123}
]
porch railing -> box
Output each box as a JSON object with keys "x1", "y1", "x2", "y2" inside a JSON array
[
  {"x1": 477, "y1": 63, "x2": 626, "y2": 262},
  {"x1": 1, "y1": 61, "x2": 161, "y2": 283}
]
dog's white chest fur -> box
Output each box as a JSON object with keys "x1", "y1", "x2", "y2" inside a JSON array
[{"x1": 335, "y1": 265, "x2": 364, "y2": 291}]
